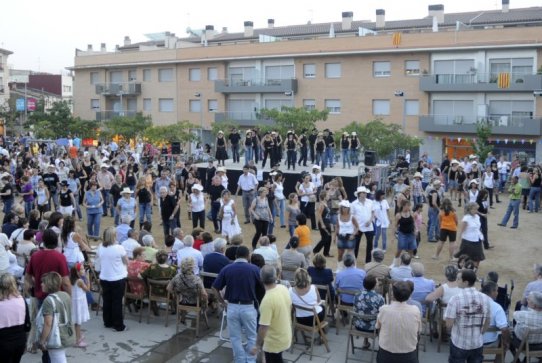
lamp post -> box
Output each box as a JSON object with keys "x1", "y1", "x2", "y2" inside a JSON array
[
  {"x1": 194, "y1": 92, "x2": 203, "y2": 141},
  {"x1": 394, "y1": 90, "x2": 406, "y2": 132},
  {"x1": 284, "y1": 90, "x2": 294, "y2": 107}
]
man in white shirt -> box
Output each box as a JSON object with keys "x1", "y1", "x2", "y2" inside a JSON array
[
  {"x1": 253, "y1": 236, "x2": 280, "y2": 269},
  {"x1": 481, "y1": 281, "x2": 510, "y2": 353},
  {"x1": 235, "y1": 165, "x2": 259, "y2": 224},
  {"x1": 176, "y1": 235, "x2": 203, "y2": 275},
  {"x1": 351, "y1": 186, "x2": 375, "y2": 263},
  {"x1": 172, "y1": 227, "x2": 185, "y2": 252},
  {"x1": 121, "y1": 229, "x2": 141, "y2": 259},
  {"x1": 390, "y1": 252, "x2": 413, "y2": 280}
]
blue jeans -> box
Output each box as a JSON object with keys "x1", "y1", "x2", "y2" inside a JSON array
[
  {"x1": 245, "y1": 146, "x2": 253, "y2": 163},
  {"x1": 162, "y1": 219, "x2": 177, "y2": 239},
  {"x1": 87, "y1": 212, "x2": 101, "y2": 238},
  {"x1": 231, "y1": 144, "x2": 240, "y2": 163},
  {"x1": 288, "y1": 224, "x2": 296, "y2": 237},
  {"x1": 101, "y1": 189, "x2": 110, "y2": 215},
  {"x1": 268, "y1": 203, "x2": 276, "y2": 235},
  {"x1": 499, "y1": 173, "x2": 508, "y2": 193},
  {"x1": 139, "y1": 202, "x2": 152, "y2": 225},
  {"x1": 412, "y1": 195, "x2": 423, "y2": 206},
  {"x1": 276, "y1": 198, "x2": 285, "y2": 226},
  {"x1": 374, "y1": 226, "x2": 387, "y2": 250},
  {"x1": 427, "y1": 206, "x2": 440, "y2": 241},
  {"x1": 501, "y1": 199, "x2": 520, "y2": 227},
  {"x1": 449, "y1": 342, "x2": 483, "y2": 363},
  {"x1": 2, "y1": 198, "x2": 14, "y2": 214},
  {"x1": 341, "y1": 149, "x2": 350, "y2": 168},
  {"x1": 227, "y1": 303, "x2": 257, "y2": 363},
  {"x1": 350, "y1": 149, "x2": 359, "y2": 166},
  {"x1": 325, "y1": 147, "x2": 334, "y2": 168},
  {"x1": 529, "y1": 186, "x2": 541, "y2": 212},
  {"x1": 24, "y1": 200, "x2": 34, "y2": 217},
  {"x1": 316, "y1": 151, "x2": 325, "y2": 171}
]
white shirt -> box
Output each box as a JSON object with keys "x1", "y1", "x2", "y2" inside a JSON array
[
  {"x1": 351, "y1": 198, "x2": 374, "y2": 232},
  {"x1": 310, "y1": 173, "x2": 322, "y2": 188},
  {"x1": 299, "y1": 182, "x2": 315, "y2": 203},
  {"x1": 482, "y1": 172, "x2": 494, "y2": 189},
  {"x1": 173, "y1": 238, "x2": 185, "y2": 252},
  {"x1": 221, "y1": 175, "x2": 229, "y2": 190},
  {"x1": 121, "y1": 238, "x2": 141, "y2": 259},
  {"x1": 98, "y1": 244, "x2": 127, "y2": 281},
  {"x1": 461, "y1": 214, "x2": 482, "y2": 242},
  {"x1": 373, "y1": 199, "x2": 390, "y2": 228},
  {"x1": 273, "y1": 181, "x2": 285, "y2": 200},
  {"x1": 497, "y1": 161, "x2": 509, "y2": 174},
  {"x1": 190, "y1": 193, "x2": 205, "y2": 212},
  {"x1": 177, "y1": 247, "x2": 203, "y2": 275},
  {"x1": 237, "y1": 173, "x2": 258, "y2": 191},
  {"x1": 289, "y1": 285, "x2": 323, "y2": 317},
  {"x1": 253, "y1": 246, "x2": 280, "y2": 267}
]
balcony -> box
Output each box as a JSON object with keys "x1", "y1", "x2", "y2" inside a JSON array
[
  {"x1": 419, "y1": 115, "x2": 542, "y2": 136},
  {"x1": 215, "y1": 78, "x2": 298, "y2": 94},
  {"x1": 96, "y1": 110, "x2": 138, "y2": 121},
  {"x1": 419, "y1": 73, "x2": 542, "y2": 92},
  {"x1": 95, "y1": 82, "x2": 142, "y2": 96},
  {"x1": 214, "y1": 111, "x2": 277, "y2": 127}
]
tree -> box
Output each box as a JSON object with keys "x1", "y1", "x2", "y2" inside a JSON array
[
  {"x1": 26, "y1": 100, "x2": 74, "y2": 139},
  {"x1": 258, "y1": 106, "x2": 328, "y2": 135},
  {"x1": 470, "y1": 122, "x2": 493, "y2": 164},
  {"x1": 144, "y1": 120, "x2": 199, "y2": 144},
  {"x1": 340, "y1": 119, "x2": 422, "y2": 160},
  {"x1": 70, "y1": 117, "x2": 101, "y2": 139},
  {"x1": 211, "y1": 120, "x2": 239, "y2": 136},
  {"x1": 0, "y1": 102, "x2": 18, "y2": 136},
  {"x1": 103, "y1": 114, "x2": 151, "y2": 141}
]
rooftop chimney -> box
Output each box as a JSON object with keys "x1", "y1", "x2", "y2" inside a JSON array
[
  {"x1": 100, "y1": 43, "x2": 106, "y2": 52},
  {"x1": 87, "y1": 44, "x2": 93, "y2": 51},
  {"x1": 205, "y1": 25, "x2": 216, "y2": 40},
  {"x1": 222, "y1": 27, "x2": 228, "y2": 33},
  {"x1": 376, "y1": 9, "x2": 385, "y2": 28},
  {"x1": 268, "y1": 19, "x2": 275, "y2": 28},
  {"x1": 244, "y1": 21, "x2": 254, "y2": 37},
  {"x1": 428, "y1": 4, "x2": 444, "y2": 24},
  {"x1": 124, "y1": 36, "x2": 131, "y2": 46},
  {"x1": 342, "y1": 11, "x2": 353, "y2": 30},
  {"x1": 502, "y1": 0, "x2": 509, "y2": 13}
]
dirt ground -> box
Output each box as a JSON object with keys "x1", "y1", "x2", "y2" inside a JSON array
[{"x1": 81, "y1": 190, "x2": 539, "y2": 308}]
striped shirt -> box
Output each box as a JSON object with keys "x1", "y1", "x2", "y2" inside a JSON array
[{"x1": 513, "y1": 309, "x2": 542, "y2": 344}]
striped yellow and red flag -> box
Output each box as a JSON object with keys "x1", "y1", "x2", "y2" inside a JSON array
[
  {"x1": 497, "y1": 72, "x2": 510, "y2": 88},
  {"x1": 392, "y1": 32, "x2": 401, "y2": 46}
]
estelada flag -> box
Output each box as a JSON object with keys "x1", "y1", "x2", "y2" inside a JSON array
[
  {"x1": 392, "y1": 32, "x2": 401, "y2": 46},
  {"x1": 498, "y1": 72, "x2": 510, "y2": 88}
]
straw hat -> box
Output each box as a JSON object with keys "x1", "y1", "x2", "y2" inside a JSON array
[
  {"x1": 121, "y1": 187, "x2": 133, "y2": 194},
  {"x1": 192, "y1": 184, "x2": 204, "y2": 191},
  {"x1": 413, "y1": 172, "x2": 423, "y2": 179}
]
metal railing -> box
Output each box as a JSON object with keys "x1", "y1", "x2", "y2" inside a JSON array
[
  {"x1": 421, "y1": 114, "x2": 542, "y2": 128},
  {"x1": 95, "y1": 82, "x2": 142, "y2": 95},
  {"x1": 219, "y1": 78, "x2": 295, "y2": 87},
  {"x1": 96, "y1": 110, "x2": 138, "y2": 121},
  {"x1": 427, "y1": 72, "x2": 535, "y2": 85}
]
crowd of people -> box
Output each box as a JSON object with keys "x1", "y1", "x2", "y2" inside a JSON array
[{"x1": 0, "y1": 135, "x2": 541, "y2": 363}]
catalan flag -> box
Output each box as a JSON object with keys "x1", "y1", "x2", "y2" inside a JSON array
[
  {"x1": 498, "y1": 72, "x2": 510, "y2": 88},
  {"x1": 392, "y1": 32, "x2": 401, "y2": 47}
]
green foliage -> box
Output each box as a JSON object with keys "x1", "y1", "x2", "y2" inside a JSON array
[
  {"x1": 470, "y1": 122, "x2": 493, "y2": 164},
  {"x1": 144, "y1": 120, "x2": 199, "y2": 144},
  {"x1": 0, "y1": 102, "x2": 18, "y2": 136},
  {"x1": 70, "y1": 118, "x2": 101, "y2": 139},
  {"x1": 340, "y1": 119, "x2": 422, "y2": 159},
  {"x1": 211, "y1": 120, "x2": 239, "y2": 136},
  {"x1": 102, "y1": 114, "x2": 152, "y2": 141},
  {"x1": 27, "y1": 100, "x2": 76, "y2": 139},
  {"x1": 258, "y1": 106, "x2": 328, "y2": 135}
]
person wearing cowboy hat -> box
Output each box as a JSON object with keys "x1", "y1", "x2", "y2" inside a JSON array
[
  {"x1": 336, "y1": 199, "x2": 360, "y2": 262},
  {"x1": 216, "y1": 166, "x2": 228, "y2": 190},
  {"x1": 244, "y1": 129, "x2": 254, "y2": 163},
  {"x1": 261, "y1": 132, "x2": 275, "y2": 169},
  {"x1": 340, "y1": 132, "x2": 351, "y2": 169},
  {"x1": 467, "y1": 179, "x2": 480, "y2": 203},
  {"x1": 349, "y1": 131, "x2": 360, "y2": 166},
  {"x1": 308, "y1": 128, "x2": 318, "y2": 164},
  {"x1": 297, "y1": 129, "x2": 309, "y2": 167},
  {"x1": 314, "y1": 132, "x2": 326, "y2": 171},
  {"x1": 97, "y1": 161, "x2": 115, "y2": 217},
  {"x1": 323, "y1": 129, "x2": 335, "y2": 169},
  {"x1": 116, "y1": 187, "x2": 136, "y2": 229},
  {"x1": 411, "y1": 172, "x2": 424, "y2": 206},
  {"x1": 351, "y1": 186, "x2": 375, "y2": 263},
  {"x1": 189, "y1": 184, "x2": 206, "y2": 229},
  {"x1": 42, "y1": 164, "x2": 61, "y2": 211},
  {"x1": 215, "y1": 131, "x2": 227, "y2": 167},
  {"x1": 228, "y1": 127, "x2": 241, "y2": 164}
]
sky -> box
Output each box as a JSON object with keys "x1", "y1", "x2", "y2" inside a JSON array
[{"x1": 1, "y1": 0, "x2": 541, "y2": 74}]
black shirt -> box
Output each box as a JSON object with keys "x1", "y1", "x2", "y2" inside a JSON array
[
  {"x1": 1, "y1": 183, "x2": 14, "y2": 201},
  {"x1": 299, "y1": 135, "x2": 307, "y2": 147},
  {"x1": 42, "y1": 173, "x2": 59, "y2": 193},
  {"x1": 110, "y1": 183, "x2": 127, "y2": 207},
  {"x1": 59, "y1": 189, "x2": 73, "y2": 207},
  {"x1": 137, "y1": 187, "x2": 151, "y2": 204},
  {"x1": 228, "y1": 133, "x2": 241, "y2": 145},
  {"x1": 440, "y1": 159, "x2": 450, "y2": 173},
  {"x1": 324, "y1": 135, "x2": 335, "y2": 147},
  {"x1": 208, "y1": 184, "x2": 225, "y2": 203},
  {"x1": 308, "y1": 134, "x2": 317, "y2": 146},
  {"x1": 160, "y1": 195, "x2": 177, "y2": 220}
]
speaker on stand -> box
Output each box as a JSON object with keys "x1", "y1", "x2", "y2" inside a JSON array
[
  {"x1": 171, "y1": 142, "x2": 181, "y2": 155},
  {"x1": 364, "y1": 150, "x2": 376, "y2": 167}
]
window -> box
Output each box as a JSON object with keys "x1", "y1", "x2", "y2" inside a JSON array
[
  {"x1": 265, "y1": 99, "x2": 292, "y2": 110},
  {"x1": 189, "y1": 99, "x2": 201, "y2": 112},
  {"x1": 405, "y1": 100, "x2": 419, "y2": 116},
  {"x1": 489, "y1": 57, "x2": 534, "y2": 83},
  {"x1": 63, "y1": 85, "x2": 72, "y2": 93},
  {"x1": 325, "y1": 63, "x2": 341, "y2": 78},
  {"x1": 303, "y1": 64, "x2": 316, "y2": 78},
  {"x1": 433, "y1": 100, "x2": 475, "y2": 124},
  {"x1": 158, "y1": 98, "x2": 174, "y2": 112},
  {"x1": 127, "y1": 99, "x2": 137, "y2": 112},
  {"x1": 0, "y1": 77, "x2": 3, "y2": 93},
  {"x1": 373, "y1": 61, "x2": 391, "y2": 77},
  {"x1": 265, "y1": 65, "x2": 294, "y2": 82},
  {"x1": 405, "y1": 60, "x2": 420, "y2": 76},
  {"x1": 143, "y1": 69, "x2": 151, "y2": 81},
  {"x1": 207, "y1": 67, "x2": 218, "y2": 81},
  {"x1": 109, "y1": 71, "x2": 123, "y2": 83},
  {"x1": 158, "y1": 68, "x2": 173, "y2": 82},
  {"x1": 303, "y1": 99, "x2": 316, "y2": 110},
  {"x1": 373, "y1": 99, "x2": 390, "y2": 115},
  {"x1": 325, "y1": 99, "x2": 341, "y2": 114},
  {"x1": 143, "y1": 98, "x2": 152, "y2": 112},
  {"x1": 90, "y1": 72, "x2": 100, "y2": 84},
  {"x1": 90, "y1": 99, "x2": 100, "y2": 110},
  {"x1": 189, "y1": 68, "x2": 201, "y2": 81},
  {"x1": 128, "y1": 69, "x2": 137, "y2": 81},
  {"x1": 208, "y1": 99, "x2": 218, "y2": 112}
]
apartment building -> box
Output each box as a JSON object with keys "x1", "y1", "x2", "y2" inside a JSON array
[
  {"x1": 0, "y1": 48, "x2": 13, "y2": 107},
  {"x1": 72, "y1": 1, "x2": 542, "y2": 161}
]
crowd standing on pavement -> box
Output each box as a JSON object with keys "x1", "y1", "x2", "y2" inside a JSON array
[{"x1": 0, "y1": 133, "x2": 541, "y2": 363}]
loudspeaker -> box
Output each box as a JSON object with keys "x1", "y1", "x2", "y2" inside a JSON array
[
  {"x1": 364, "y1": 150, "x2": 376, "y2": 166},
  {"x1": 171, "y1": 142, "x2": 181, "y2": 154}
]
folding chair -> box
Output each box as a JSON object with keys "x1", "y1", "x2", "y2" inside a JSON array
[
  {"x1": 336, "y1": 289, "x2": 358, "y2": 335},
  {"x1": 147, "y1": 279, "x2": 173, "y2": 327},
  {"x1": 436, "y1": 300, "x2": 448, "y2": 353},
  {"x1": 85, "y1": 262, "x2": 102, "y2": 316},
  {"x1": 124, "y1": 276, "x2": 147, "y2": 323},
  {"x1": 482, "y1": 327, "x2": 506, "y2": 362},
  {"x1": 345, "y1": 313, "x2": 378, "y2": 363},
  {"x1": 200, "y1": 271, "x2": 220, "y2": 316},
  {"x1": 512, "y1": 327, "x2": 542, "y2": 363},
  {"x1": 280, "y1": 265, "x2": 298, "y2": 285},
  {"x1": 314, "y1": 284, "x2": 336, "y2": 324},
  {"x1": 175, "y1": 292, "x2": 209, "y2": 337},
  {"x1": 291, "y1": 304, "x2": 330, "y2": 360}
]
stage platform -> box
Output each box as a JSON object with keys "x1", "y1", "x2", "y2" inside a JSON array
[{"x1": 194, "y1": 160, "x2": 390, "y2": 199}]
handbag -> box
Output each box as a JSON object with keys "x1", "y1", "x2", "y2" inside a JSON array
[{"x1": 35, "y1": 293, "x2": 74, "y2": 349}]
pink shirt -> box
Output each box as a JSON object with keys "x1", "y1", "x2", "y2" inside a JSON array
[{"x1": 0, "y1": 296, "x2": 25, "y2": 329}]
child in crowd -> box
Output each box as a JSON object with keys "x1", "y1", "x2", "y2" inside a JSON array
[
  {"x1": 70, "y1": 262, "x2": 91, "y2": 348},
  {"x1": 412, "y1": 204, "x2": 425, "y2": 259}
]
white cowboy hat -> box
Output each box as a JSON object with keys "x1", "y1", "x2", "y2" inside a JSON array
[
  {"x1": 451, "y1": 159, "x2": 459, "y2": 165},
  {"x1": 217, "y1": 167, "x2": 226, "y2": 173},
  {"x1": 192, "y1": 184, "x2": 204, "y2": 191},
  {"x1": 339, "y1": 200, "x2": 351, "y2": 208},
  {"x1": 355, "y1": 186, "x2": 370, "y2": 195},
  {"x1": 351, "y1": 131, "x2": 357, "y2": 136},
  {"x1": 312, "y1": 165, "x2": 321, "y2": 170},
  {"x1": 121, "y1": 187, "x2": 133, "y2": 194},
  {"x1": 413, "y1": 172, "x2": 423, "y2": 179}
]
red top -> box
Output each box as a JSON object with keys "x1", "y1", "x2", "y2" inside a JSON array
[
  {"x1": 26, "y1": 249, "x2": 69, "y2": 300},
  {"x1": 193, "y1": 239, "x2": 204, "y2": 251}
]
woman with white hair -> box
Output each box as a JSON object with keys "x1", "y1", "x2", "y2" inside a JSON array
[
  {"x1": 141, "y1": 234, "x2": 158, "y2": 263},
  {"x1": 167, "y1": 257, "x2": 207, "y2": 323},
  {"x1": 189, "y1": 184, "x2": 206, "y2": 229}
]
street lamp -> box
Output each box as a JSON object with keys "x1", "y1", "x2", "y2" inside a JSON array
[
  {"x1": 394, "y1": 90, "x2": 406, "y2": 132},
  {"x1": 194, "y1": 92, "x2": 204, "y2": 141},
  {"x1": 284, "y1": 90, "x2": 294, "y2": 107}
]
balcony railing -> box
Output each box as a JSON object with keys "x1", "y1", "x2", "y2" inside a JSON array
[
  {"x1": 215, "y1": 78, "x2": 298, "y2": 94},
  {"x1": 420, "y1": 73, "x2": 542, "y2": 92},
  {"x1": 419, "y1": 114, "x2": 542, "y2": 136},
  {"x1": 214, "y1": 111, "x2": 276, "y2": 127},
  {"x1": 95, "y1": 82, "x2": 142, "y2": 96},
  {"x1": 96, "y1": 110, "x2": 138, "y2": 121}
]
